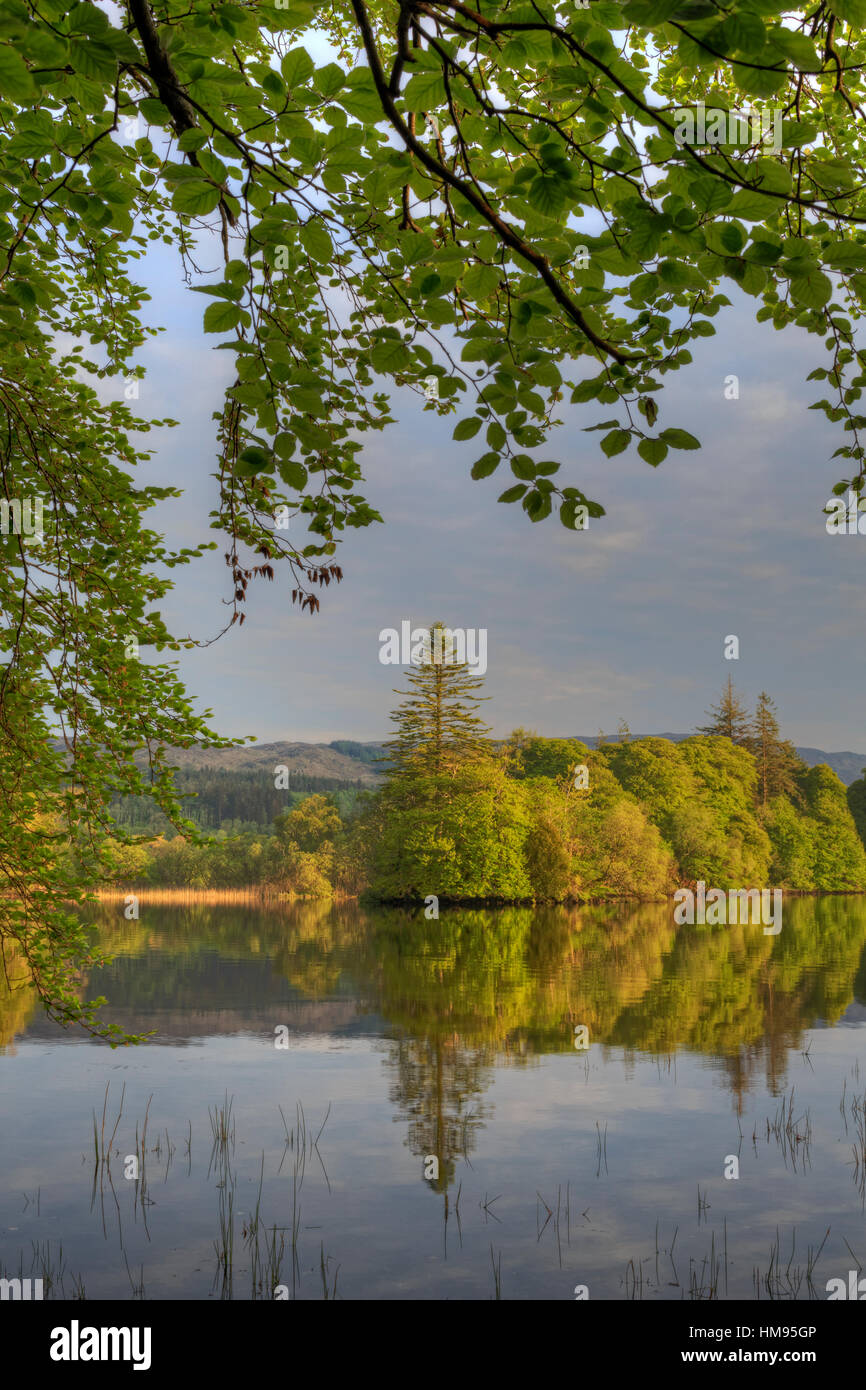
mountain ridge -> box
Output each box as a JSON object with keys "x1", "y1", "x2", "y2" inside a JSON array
[{"x1": 146, "y1": 736, "x2": 866, "y2": 787}]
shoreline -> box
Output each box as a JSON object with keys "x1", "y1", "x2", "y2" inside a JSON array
[
  {"x1": 93, "y1": 886, "x2": 866, "y2": 906},
  {"x1": 93, "y1": 888, "x2": 345, "y2": 903}
]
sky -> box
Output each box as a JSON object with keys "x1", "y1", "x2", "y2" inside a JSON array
[
  {"x1": 108, "y1": 34, "x2": 866, "y2": 754},
  {"x1": 128, "y1": 249, "x2": 865, "y2": 753}
]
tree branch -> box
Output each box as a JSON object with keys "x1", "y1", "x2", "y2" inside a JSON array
[{"x1": 349, "y1": 0, "x2": 637, "y2": 365}]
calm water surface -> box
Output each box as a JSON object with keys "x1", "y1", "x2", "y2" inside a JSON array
[{"x1": 2, "y1": 898, "x2": 866, "y2": 1300}]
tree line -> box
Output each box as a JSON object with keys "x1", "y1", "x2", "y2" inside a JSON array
[{"x1": 105, "y1": 627, "x2": 866, "y2": 901}]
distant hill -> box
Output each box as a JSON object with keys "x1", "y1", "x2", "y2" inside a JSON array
[
  {"x1": 123, "y1": 736, "x2": 865, "y2": 789},
  {"x1": 793, "y1": 748, "x2": 866, "y2": 787},
  {"x1": 138, "y1": 740, "x2": 382, "y2": 786},
  {"x1": 108, "y1": 741, "x2": 383, "y2": 833}
]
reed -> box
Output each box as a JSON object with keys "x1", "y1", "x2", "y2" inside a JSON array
[
  {"x1": 95, "y1": 887, "x2": 299, "y2": 904},
  {"x1": 752, "y1": 1223, "x2": 829, "y2": 1299},
  {"x1": 595, "y1": 1120, "x2": 608, "y2": 1176},
  {"x1": 92, "y1": 1080, "x2": 126, "y2": 1168},
  {"x1": 848, "y1": 1089, "x2": 866, "y2": 1202},
  {"x1": 319, "y1": 1243, "x2": 339, "y2": 1300}
]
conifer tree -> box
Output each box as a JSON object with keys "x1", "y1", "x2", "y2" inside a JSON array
[
  {"x1": 747, "y1": 692, "x2": 803, "y2": 807},
  {"x1": 697, "y1": 677, "x2": 751, "y2": 745},
  {"x1": 383, "y1": 624, "x2": 491, "y2": 776}
]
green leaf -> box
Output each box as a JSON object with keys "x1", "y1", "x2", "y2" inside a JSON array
[
  {"x1": 560, "y1": 499, "x2": 588, "y2": 530},
  {"x1": 823, "y1": 241, "x2": 866, "y2": 271},
  {"x1": 725, "y1": 190, "x2": 778, "y2": 222},
  {"x1": 237, "y1": 446, "x2": 271, "y2": 473},
  {"x1": 189, "y1": 281, "x2": 242, "y2": 301},
  {"x1": 745, "y1": 239, "x2": 782, "y2": 265},
  {"x1": 6, "y1": 120, "x2": 55, "y2": 158},
  {"x1": 370, "y1": 336, "x2": 411, "y2": 373},
  {"x1": 68, "y1": 37, "x2": 117, "y2": 82},
  {"x1": 719, "y1": 223, "x2": 745, "y2": 255},
  {"x1": 138, "y1": 97, "x2": 172, "y2": 127},
  {"x1": 737, "y1": 64, "x2": 787, "y2": 99},
  {"x1": 530, "y1": 359, "x2": 562, "y2": 388},
  {"x1": 510, "y1": 455, "x2": 536, "y2": 480},
  {"x1": 780, "y1": 120, "x2": 818, "y2": 147},
  {"x1": 498, "y1": 484, "x2": 528, "y2": 502},
  {"x1": 453, "y1": 417, "x2": 482, "y2": 441},
  {"x1": 572, "y1": 377, "x2": 605, "y2": 404},
  {"x1": 0, "y1": 45, "x2": 37, "y2": 100},
  {"x1": 527, "y1": 172, "x2": 568, "y2": 218},
  {"x1": 601, "y1": 429, "x2": 630, "y2": 457},
  {"x1": 738, "y1": 261, "x2": 767, "y2": 296},
  {"x1": 621, "y1": 0, "x2": 682, "y2": 24},
  {"x1": 281, "y1": 46, "x2": 314, "y2": 87},
  {"x1": 689, "y1": 177, "x2": 732, "y2": 215},
  {"x1": 340, "y1": 73, "x2": 383, "y2": 123},
  {"x1": 313, "y1": 63, "x2": 344, "y2": 98},
  {"x1": 789, "y1": 266, "x2": 832, "y2": 309},
  {"x1": 225, "y1": 259, "x2": 250, "y2": 286},
  {"x1": 6, "y1": 280, "x2": 36, "y2": 310},
  {"x1": 401, "y1": 70, "x2": 446, "y2": 111},
  {"x1": 203, "y1": 300, "x2": 243, "y2": 333},
  {"x1": 637, "y1": 437, "x2": 668, "y2": 466},
  {"x1": 177, "y1": 128, "x2": 209, "y2": 153},
  {"x1": 471, "y1": 453, "x2": 500, "y2": 479},
  {"x1": 172, "y1": 180, "x2": 222, "y2": 216},
  {"x1": 828, "y1": 0, "x2": 866, "y2": 25},
  {"x1": 278, "y1": 458, "x2": 308, "y2": 490},
  {"x1": 66, "y1": 3, "x2": 110, "y2": 35},
  {"x1": 462, "y1": 263, "x2": 501, "y2": 298},
  {"x1": 525, "y1": 489, "x2": 552, "y2": 522},
  {"x1": 299, "y1": 221, "x2": 333, "y2": 264},
  {"x1": 621, "y1": 204, "x2": 667, "y2": 260},
  {"x1": 724, "y1": 12, "x2": 766, "y2": 54},
  {"x1": 659, "y1": 427, "x2": 700, "y2": 449}
]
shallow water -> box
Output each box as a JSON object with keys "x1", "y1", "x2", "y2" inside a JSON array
[{"x1": 2, "y1": 897, "x2": 866, "y2": 1300}]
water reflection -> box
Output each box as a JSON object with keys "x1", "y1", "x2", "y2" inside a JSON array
[
  {"x1": 5, "y1": 896, "x2": 866, "y2": 1134},
  {"x1": 3, "y1": 897, "x2": 866, "y2": 1298}
]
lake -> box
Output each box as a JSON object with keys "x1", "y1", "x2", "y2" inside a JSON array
[{"x1": 2, "y1": 896, "x2": 866, "y2": 1300}]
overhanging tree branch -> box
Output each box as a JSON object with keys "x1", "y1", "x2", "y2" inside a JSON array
[{"x1": 350, "y1": 0, "x2": 638, "y2": 365}]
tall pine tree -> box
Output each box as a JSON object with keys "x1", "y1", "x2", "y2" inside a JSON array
[
  {"x1": 747, "y1": 691, "x2": 803, "y2": 806},
  {"x1": 697, "y1": 676, "x2": 751, "y2": 744},
  {"x1": 383, "y1": 624, "x2": 491, "y2": 776}
]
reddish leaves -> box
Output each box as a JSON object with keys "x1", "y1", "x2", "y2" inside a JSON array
[{"x1": 226, "y1": 549, "x2": 342, "y2": 619}]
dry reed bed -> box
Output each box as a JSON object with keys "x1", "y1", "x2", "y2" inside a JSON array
[{"x1": 94, "y1": 888, "x2": 340, "y2": 904}]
